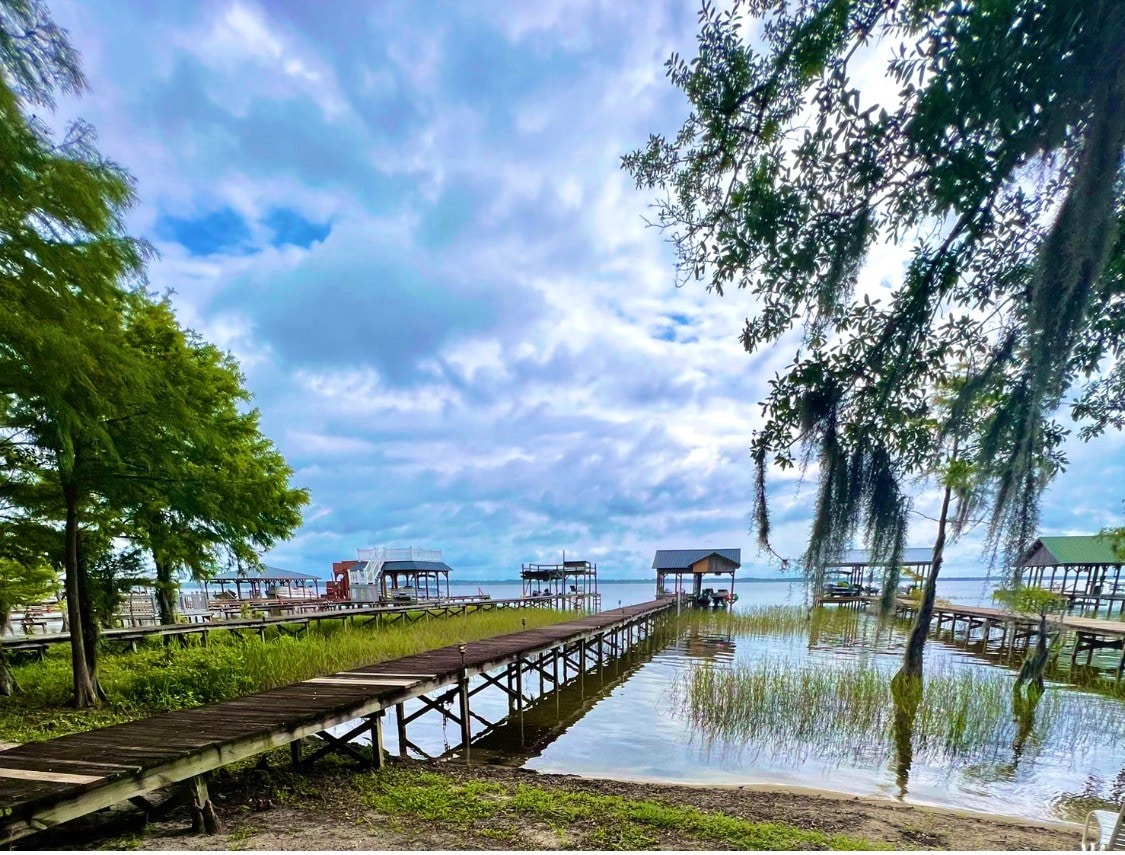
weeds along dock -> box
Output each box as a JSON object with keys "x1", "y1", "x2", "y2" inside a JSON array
[
  {"x1": 894, "y1": 598, "x2": 1125, "y2": 680},
  {"x1": 0, "y1": 598, "x2": 674, "y2": 844},
  {"x1": 0, "y1": 596, "x2": 572, "y2": 659}
]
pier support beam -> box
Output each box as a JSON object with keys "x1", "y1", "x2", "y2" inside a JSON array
[
  {"x1": 371, "y1": 713, "x2": 386, "y2": 770},
  {"x1": 188, "y1": 775, "x2": 220, "y2": 835},
  {"x1": 458, "y1": 677, "x2": 472, "y2": 754}
]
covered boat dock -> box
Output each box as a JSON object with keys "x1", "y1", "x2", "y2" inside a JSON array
[
  {"x1": 206, "y1": 566, "x2": 321, "y2": 601},
  {"x1": 1019, "y1": 535, "x2": 1125, "y2": 616},
  {"x1": 653, "y1": 548, "x2": 740, "y2": 607},
  {"x1": 818, "y1": 547, "x2": 936, "y2": 605}
]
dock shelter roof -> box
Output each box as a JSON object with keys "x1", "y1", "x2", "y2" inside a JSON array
[
  {"x1": 652, "y1": 549, "x2": 741, "y2": 571},
  {"x1": 827, "y1": 548, "x2": 936, "y2": 567},
  {"x1": 1021, "y1": 536, "x2": 1122, "y2": 567},
  {"x1": 381, "y1": 560, "x2": 453, "y2": 574},
  {"x1": 210, "y1": 565, "x2": 320, "y2": 582},
  {"x1": 521, "y1": 560, "x2": 596, "y2": 581}
]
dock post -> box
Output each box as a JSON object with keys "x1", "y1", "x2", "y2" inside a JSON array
[
  {"x1": 395, "y1": 703, "x2": 408, "y2": 758},
  {"x1": 515, "y1": 658, "x2": 524, "y2": 712},
  {"x1": 290, "y1": 739, "x2": 301, "y2": 768},
  {"x1": 189, "y1": 774, "x2": 221, "y2": 835},
  {"x1": 371, "y1": 712, "x2": 386, "y2": 770},
  {"x1": 458, "y1": 676, "x2": 472, "y2": 756}
]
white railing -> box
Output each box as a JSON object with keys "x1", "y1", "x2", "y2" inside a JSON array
[{"x1": 351, "y1": 546, "x2": 442, "y2": 586}]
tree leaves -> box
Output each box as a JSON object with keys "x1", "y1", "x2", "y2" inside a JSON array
[{"x1": 625, "y1": 0, "x2": 1125, "y2": 580}]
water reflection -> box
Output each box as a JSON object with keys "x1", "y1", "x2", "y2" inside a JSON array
[
  {"x1": 890, "y1": 673, "x2": 920, "y2": 799},
  {"x1": 520, "y1": 605, "x2": 1125, "y2": 821},
  {"x1": 682, "y1": 629, "x2": 737, "y2": 662}
]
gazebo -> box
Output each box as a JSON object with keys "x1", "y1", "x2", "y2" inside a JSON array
[
  {"x1": 206, "y1": 565, "x2": 322, "y2": 601},
  {"x1": 1019, "y1": 535, "x2": 1124, "y2": 615},
  {"x1": 653, "y1": 549, "x2": 740, "y2": 602}
]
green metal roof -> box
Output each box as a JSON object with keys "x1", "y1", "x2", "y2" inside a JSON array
[{"x1": 1035, "y1": 536, "x2": 1123, "y2": 565}]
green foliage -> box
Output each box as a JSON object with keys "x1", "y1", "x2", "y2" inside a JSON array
[
  {"x1": 624, "y1": 0, "x2": 1125, "y2": 578},
  {"x1": 0, "y1": 3, "x2": 306, "y2": 699},
  {"x1": 0, "y1": 558, "x2": 56, "y2": 620},
  {"x1": 105, "y1": 298, "x2": 308, "y2": 620},
  {"x1": 84, "y1": 547, "x2": 149, "y2": 628},
  {"x1": 0, "y1": 608, "x2": 571, "y2": 742},
  {"x1": 992, "y1": 585, "x2": 1068, "y2": 617}
]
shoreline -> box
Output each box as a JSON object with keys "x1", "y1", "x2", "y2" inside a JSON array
[
  {"x1": 628, "y1": 778, "x2": 1082, "y2": 832},
  {"x1": 38, "y1": 758, "x2": 1083, "y2": 851}
]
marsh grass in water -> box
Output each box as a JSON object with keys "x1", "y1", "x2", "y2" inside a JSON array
[
  {"x1": 677, "y1": 605, "x2": 818, "y2": 638},
  {"x1": 671, "y1": 657, "x2": 1125, "y2": 767},
  {"x1": 0, "y1": 609, "x2": 569, "y2": 743}
]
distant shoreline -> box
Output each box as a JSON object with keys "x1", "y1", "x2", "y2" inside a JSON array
[
  {"x1": 450, "y1": 575, "x2": 997, "y2": 584},
  {"x1": 180, "y1": 575, "x2": 997, "y2": 587}
]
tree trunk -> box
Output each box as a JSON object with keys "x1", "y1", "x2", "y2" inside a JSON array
[
  {"x1": 0, "y1": 652, "x2": 15, "y2": 697},
  {"x1": 897, "y1": 481, "x2": 954, "y2": 682},
  {"x1": 75, "y1": 530, "x2": 106, "y2": 702},
  {"x1": 155, "y1": 557, "x2": 177, "y2": 625},
  {"x1": 63, "y1": 482, "x2": 99, "y2": 708},
  {"x1": 0, "y1": 609, "x2": 16, "y2": 696}
]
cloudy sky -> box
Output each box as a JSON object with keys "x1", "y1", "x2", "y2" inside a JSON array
[{"x1": 47, "y1": 1, "x2": 1123, "y2": 580}]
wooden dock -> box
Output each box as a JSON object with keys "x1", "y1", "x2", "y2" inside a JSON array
[
  {"x1": 0, "y1": 596, "x2": 567, "y2": 658},
  {"x1": 0, "y1": 599, "x2": 674, "y2": 844},
  {"x1": 895, "y1": 598, "x2": 1125, "y2": 679}
]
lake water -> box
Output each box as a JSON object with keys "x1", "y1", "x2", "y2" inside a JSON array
[
  {"x1": 451, "y1": 576, "x2": 1007, "y2": 611},
  {"x1": 383, "y1": 577, "x2": 1125, "y2": 824}
]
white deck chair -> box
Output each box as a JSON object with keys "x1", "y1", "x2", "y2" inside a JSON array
[{"x1": 1083, "y1": 801, "x2": 1125, "y2": 851}]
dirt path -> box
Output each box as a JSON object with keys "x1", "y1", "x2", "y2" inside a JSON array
[{"x1": 33, "y1": 760, "x2": 1081, "y2": 851}]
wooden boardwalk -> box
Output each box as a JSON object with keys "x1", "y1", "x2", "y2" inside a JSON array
[
  {"x1": 0, "y1": 596, "x2": 562, "y2": 656},
  {"x1": 0, "y1": 599, "x2": 673, "y2": 843},
  {"x1": 896, "y1": 598, "x2": 1125, "y2": 677}
]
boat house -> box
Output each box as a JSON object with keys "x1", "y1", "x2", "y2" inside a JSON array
[
  {"x1": 1019, "y1": 535, "x2": 1124, "y2": 615},
  {"x1": 332, "y1": 547, "x2": 454, "y2": 603},
  {"x1": 653, "y1": 548, "x2": 740, "y2": 604},
  {"x1": 820, "y1": 547, "x2": 936, "y2": 603},
  {"x1": 520, "y1": 558, "x2": 600, "y2": 609},
  {"x1": 207, "y1": 566, "x2": 322, "y2": 601}
]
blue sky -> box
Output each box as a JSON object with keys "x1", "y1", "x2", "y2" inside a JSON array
[{"x1": 49, "y1": 1, "x2": 1123, "y2": 580}]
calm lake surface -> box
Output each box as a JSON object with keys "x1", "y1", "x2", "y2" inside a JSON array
[{"x1": 392, "y1": 578, "x2": 1125, "y2": 823}]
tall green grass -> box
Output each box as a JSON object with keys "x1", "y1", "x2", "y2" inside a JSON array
[
  {"x1": 671, "y1": 657, "x2": 1125, "y2": 766},
  {"x1": 677, "y1": 606, "x2": 815, "y2": 638},
  {"x1": 0, "y1": 609, "x2": 569, "y2": 743}
]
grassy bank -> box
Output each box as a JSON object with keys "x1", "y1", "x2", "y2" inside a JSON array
[
  {"x1": 0, "y1": 608, "x2": 569, "y2": 744},
  {"x1": 353, "y1": 765, "x2": 881, "y2": 850},
  {"x1": 80, "y1": 758, "x2": 1079, "y2": 851}
]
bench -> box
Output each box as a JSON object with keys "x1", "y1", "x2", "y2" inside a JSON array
[{"x1": 114, "y1": 593, "x2": 159, "y2": 628}]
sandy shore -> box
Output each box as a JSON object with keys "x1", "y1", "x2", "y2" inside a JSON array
[{"x1": 22, "y1": 758, "x2": 1083, "y2": 851}]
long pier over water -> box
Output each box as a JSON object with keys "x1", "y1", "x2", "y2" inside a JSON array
[
  {"x1": 0, "y1": 598, "x2": 674, "y2": 844},
  {"x1": 893, "y1": 598, "x2": 1125, "y2": 679}
]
